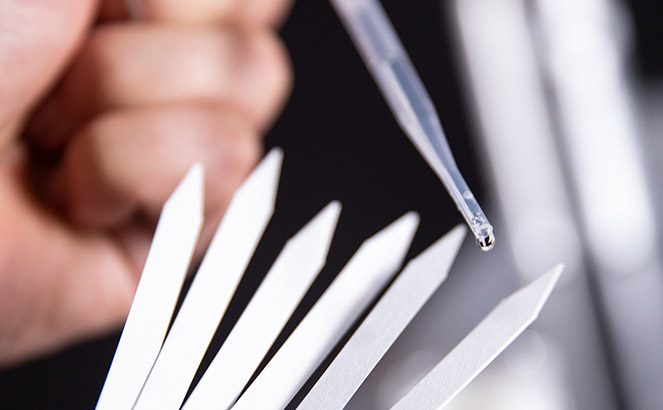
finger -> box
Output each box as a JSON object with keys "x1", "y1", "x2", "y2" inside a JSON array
[
  {"x1": 125, "y1": 0, "x2": 294, "y2": 26},
  {"x1": 0, "y1": 148, "x2": 136, "y2": 365},
  {"x1": 0, "y1": 0, "x2": 96, "y2": 150},
  {"x1": 27, "y1": 24, "x2": 291, "y2": 152},
  {"x1": 98, "y1": 0, "x2": 131, "y2": 22},
  {"x1": 51, "y1": 102, "x2": 261, "y2": 231}
]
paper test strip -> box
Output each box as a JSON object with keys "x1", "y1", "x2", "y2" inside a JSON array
[
  {"x1": 95, "y1": 165, "x2": 204, "y2": 410},
  {"x1": 390, "y1": 265, "x2": 564, "y2": 410},
  {"x1": 96, "y1": 148, "x2": 562, "y2": 410},
  {"x1": 134, "y1": 150, "x2": 283, "y2": 409},
  {"x1": 177, "y1": 202, "x2": 340, "y2": 409},
  {"x1": 228, "y1": 212, "x2": 420, "y2": 410},
  {"x1": 297, "y1": 225, "x2": 467, "y2": 410}
]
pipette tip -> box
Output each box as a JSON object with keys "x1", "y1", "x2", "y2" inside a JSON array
[{"x1": 476, "y1": 229, "x2": 495, "y2": 252}]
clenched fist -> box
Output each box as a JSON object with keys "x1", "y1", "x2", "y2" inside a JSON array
[{"x1": 0, "y1": 0, "x2": 292, "y2": 366}]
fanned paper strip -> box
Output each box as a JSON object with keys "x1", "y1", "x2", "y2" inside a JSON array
[
  {"x1": 95, "y1": 148, "x2": 563, "y2": 410},
  {"x1": 297, "y1": 225, "x2": 467, "y2": 410},
  {"x1": 230, "y1": 212, "x2": 420, "y2": 410},
  {"x1": 390, "y1": 265, "x2": 564, "y2": 410},
  {"x1": 96, "y1": 165, "x2": 204, "y2": 410},
  {"x1": 181, "y1": 202, "x2": 341, "y2": 410},
  {"x1": 134, "y1": 150, "x2": 283, "y2": 409}
]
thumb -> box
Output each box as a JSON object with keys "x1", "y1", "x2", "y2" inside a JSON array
[
  {"x1": 0, "y1": 0, "x2": 97, "y2": 147},
  {"x1": 0, "y1": 146, "x2": 138, "y2": 366}
]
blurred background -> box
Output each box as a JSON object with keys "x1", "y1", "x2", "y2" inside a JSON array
[{"x1": 1, "y1": 0, "x2": 661, "y2": 409}]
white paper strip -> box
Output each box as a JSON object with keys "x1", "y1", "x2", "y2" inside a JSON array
[
  {"x1": 297, "y1": 225, "x2": 467, "y2": 410},
  {"x1": 182, "y1": 202, "x2": 341, "y2": 410},
  {"x1": 133, "y1": 150, "x2": 283, "y2": 409},
  {"x1": 390, "y1": 264, "x2": 564, "y2": 410},
  {"x1": 95, "y1": 165, "x2": 204, "y2": 410},
  {"x1": 230, "y1": 212, "x2": 420, "y2": 410}
]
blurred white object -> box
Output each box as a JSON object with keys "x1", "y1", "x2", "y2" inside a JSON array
[
  {"x1": 451, "y1": 0, "x2": 663, "y2": 408},
  {"x1": 533, "y1": 0, "x2": 663, "y2": 408},
  {"x1": 452, "y1": 0, "x2": 581, "y2": 282},
  {"x1": 535, "y1": 0, "x2": 656, "y2": 276}
]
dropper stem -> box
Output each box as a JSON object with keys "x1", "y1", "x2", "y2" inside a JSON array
[{"x1": 331, "y1": 0, "x2": 495, "y2": 250}]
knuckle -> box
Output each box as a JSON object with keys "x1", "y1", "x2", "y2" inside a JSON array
[
  {"x1": 240, "y1": 0, "x2": 294, "y2": 27},
  {"x1": 239, "y1": 28, "x2": 293, "y2": 126}
]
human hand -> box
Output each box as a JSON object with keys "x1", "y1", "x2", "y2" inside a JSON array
[{"x1": 0, "y1": 0, "x2": 292, "y2": 366}]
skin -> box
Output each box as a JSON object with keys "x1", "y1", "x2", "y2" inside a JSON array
[{"x1": 0, "y1": 0, "x2": 293, "y2": 366}]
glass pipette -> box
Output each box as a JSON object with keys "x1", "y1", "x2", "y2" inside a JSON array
[{"x1": 330, "y1": 0, "x2": 495, "y2": 250}]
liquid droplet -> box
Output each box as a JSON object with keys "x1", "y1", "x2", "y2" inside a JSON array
[{"x1": 477, "y1": 231, "x2": 496, "y2": 251}]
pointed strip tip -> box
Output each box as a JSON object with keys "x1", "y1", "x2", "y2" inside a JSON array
[
  {"x1": 406, "y1": 224, "x2": 466, "y2": 270},
  {"x1": 447, "y1": 224, "x2": 468, "y2": 247},
  {"x1": 536, "y1": 263, "x2": 564, "y2": 307},
  {"x1": 363, "y1": 211, "x2": 419, "y2": 258},
  {"x1": 293, "y1": 201, "x2": 342, "y2": 249},
  {"x1": 263, "y1": 148, "x2": 285, "y2": 173},
  {"x1": 235, "y1": 148, "x2": 284, "y2": 205},
  {"x1": 393, "y1": 211, "x2": 420, "y2": 238},
  {"x1": 513, "y1": 263, "x2": 565, "y2": 318},
  {"x1": 323, "y1": 200, "x2": 342, "y2": 221},
  {"x1": 163, "y1": 162, "x2": 205, "y2": 217}
]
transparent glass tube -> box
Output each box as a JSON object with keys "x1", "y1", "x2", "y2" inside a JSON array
[{"x1": 330, "y1": 0, "x2": 495, "y2": 250}]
